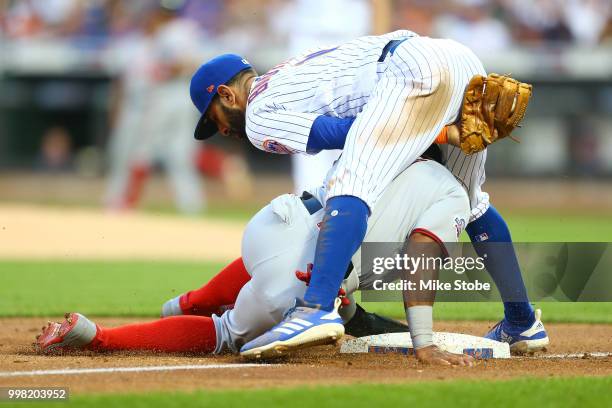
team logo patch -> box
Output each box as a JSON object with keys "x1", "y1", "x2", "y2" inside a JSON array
[
  {"x1": 454, "y1": 217, "x2": 466, "y2": 238},
  {"x1": 206, "y1": 84, "x2": 215, "y2": 93},
  {"x1": 263, "y1": 139, "x2": 296, "y2": 154}
]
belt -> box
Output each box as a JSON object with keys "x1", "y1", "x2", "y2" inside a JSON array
[
  {"x1": 378, "y1": 38, "x2": 408, "y2": 62},
  {"x1": 300, "y1": 191, "x2": 323, "y2": 215}
]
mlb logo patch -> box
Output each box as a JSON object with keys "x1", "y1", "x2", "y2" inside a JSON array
[{"x1": 475, "y1": 232, "x2": 489, "y2": 242}]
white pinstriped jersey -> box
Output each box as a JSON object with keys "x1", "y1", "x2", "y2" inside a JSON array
[
  {"x1": 246, "y1": 30, "x2": 490, "y2": 221},
  {"x1": 245, "y1": 30, "x2": 417, "y2": 154}
]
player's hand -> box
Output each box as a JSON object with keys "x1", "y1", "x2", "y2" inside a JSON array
[
  {"x1": 414, "y1": 345, "x2": 474, "y2": 367},
  {"x1": 295, "y1": 264, "x2": 350, "y2": 306}
]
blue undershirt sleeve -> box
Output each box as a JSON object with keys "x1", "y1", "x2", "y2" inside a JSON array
[{"x1": 306, "y1": 116, "x2": 355, "y2": 154}]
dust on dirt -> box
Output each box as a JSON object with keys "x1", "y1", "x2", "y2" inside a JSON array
[{"x1": 1, "y1": 318, "x2": 610, "y2": 395}]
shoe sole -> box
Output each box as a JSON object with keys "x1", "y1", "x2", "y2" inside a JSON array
[
  {"x1": 42, "y1": 313, "x2": 97, "y2": 354},
  {"x1": 241, "y1": 323, "x2": 344, "y2": 359},
  {"x1": 510, "y1": 336, "x2": 550, "y2": 355}
]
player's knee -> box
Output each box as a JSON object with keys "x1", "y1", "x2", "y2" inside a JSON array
[{"x1": 409, "y1": 232, "x2": 435, "y2": 244}]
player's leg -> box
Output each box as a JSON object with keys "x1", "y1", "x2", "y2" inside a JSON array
[
  {"x1": 159, "y1": 86, "x2": 205, "y2": 215},
  {"x1": 35, "y1": 313, "x2": 217, "y2": 354},
  {"x1": 161, "y1": 257, "x2": 251, "y2": 317},
  {"x1": 104, "y1": 103, "x2": 145, "y2": 211},
  {"x1": 466, "y1": 205, "x2": 549, "y2": 353},
  {"x1": 444, "y1": 145, "x2": 549, "y2": 353}
]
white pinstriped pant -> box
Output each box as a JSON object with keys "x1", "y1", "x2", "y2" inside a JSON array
[{"x1": 326, "y1": 36, "x2": 489, "y2": 221}]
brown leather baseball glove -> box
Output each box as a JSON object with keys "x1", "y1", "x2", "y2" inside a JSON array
[{"x1": 459, "y1": 73, "x2": 533, "y2": 154}]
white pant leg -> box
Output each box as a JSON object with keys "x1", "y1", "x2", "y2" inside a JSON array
[
  {"x1": 213, "y1": 195, "x2": 317, "y2": 353},
  {"x1": 150, "y1": 81, "x2": 205, "y2": 214},
  {"x1": 327, "y1": 37, "x2": 485, "y2": 210},
  {"x1": 104, "y1": 90, "x2": 147, "y2": 207},
  {"x1": 213, "y1": 193, "x2": 365, "y2": 353}
]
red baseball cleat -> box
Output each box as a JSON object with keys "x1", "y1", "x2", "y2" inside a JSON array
[{"x1": 35, "y1": 313, "x2": 97, "y2": 354}]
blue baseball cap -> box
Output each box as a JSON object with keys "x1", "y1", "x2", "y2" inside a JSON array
[{"x1": 190, "y1": 54, "x2": 252, "y2": 140}]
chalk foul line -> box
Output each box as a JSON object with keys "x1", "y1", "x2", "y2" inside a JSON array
[{"x1": 0, "y1": 363, "x2": 277, "y2": 378}]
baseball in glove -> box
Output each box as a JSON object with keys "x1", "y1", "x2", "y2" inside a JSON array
[{"x1": 459, "y1": 73, "x2": 533, "y2": 154}]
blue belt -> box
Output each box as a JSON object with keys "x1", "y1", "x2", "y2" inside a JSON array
[
  {"x1": 300, "y1": 191, "x2": 323, "y2": 215},
  {"x1": 378, "y1": 38, "x2": 408, "y2": 62}
]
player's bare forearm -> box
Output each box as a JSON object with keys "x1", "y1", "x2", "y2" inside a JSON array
[{"x1": 401, "y1": 232, "x2": 440, "y2": 308}]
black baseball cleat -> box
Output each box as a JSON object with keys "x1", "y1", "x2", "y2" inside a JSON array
[{"x1": 344, "y1": 303, "x2": 409, "y2": 338}]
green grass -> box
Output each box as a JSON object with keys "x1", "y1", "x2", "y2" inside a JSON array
[
  {"x1": 0, "y1": 260, "x2": 225, "y2": 317},
  {"x1": 0, "y1": 260, "x2": 610, "y2": 322},
  {"x1": 3, "y1": 376, "x2": 611, "y2": 408},
  {"x1": 486, "y1": 212, "x2": 612, "y2": 242},
  {"x1": 0, "y1": 212, "x2": 610, "y2": 320}
]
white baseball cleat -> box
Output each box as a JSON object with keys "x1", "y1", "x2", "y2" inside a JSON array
[
  {"x1": 240, "y1": 298, "x2": 344, "y2": 359},
  {"x1": 485, "y1": 309, "x2": 549, "y2": 354}
]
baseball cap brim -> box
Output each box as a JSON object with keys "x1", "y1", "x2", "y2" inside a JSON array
[{"x1": 194, "y1": 114, "x2": 218, "y2": 140}]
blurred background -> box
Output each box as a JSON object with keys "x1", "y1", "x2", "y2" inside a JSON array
[{"x1": 0, "y1": 0, "x2": 611, "y2": 215}]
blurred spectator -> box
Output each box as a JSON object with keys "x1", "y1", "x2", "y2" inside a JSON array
[
  {"x1": 180, "y1": 0, "x2": 224, "y2": 36},
  {"x1": 1, "y1": 0, "x2": 612, "y2": 184},
  {"x1": 35, "y1": 126, "x2": 74, "y2": 172},
  {"x1": 435, "y1": 0, "x2": 512, "y2": 53},
  {"x1": 395, "y1": 0, "x2": 436, "y2": 37},
  {"x1": 501, "y1": 0, "x2": 572, "y2": 44},
  {"x1": 562, "y1": 0, "x2": 611, "y2": 46},
  {"x1": 2, "y1": 0, "x2": 612, "y2": 49}
]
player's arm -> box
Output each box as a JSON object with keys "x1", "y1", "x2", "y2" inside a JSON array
[
  {"x1": 247, "y1": 108, "x2": 320, "y2": 154},
  {"x1": 434, "y1": 125, "x2": 460, "y2": 147},
  {"x1": 403, "y1": 233, "x2": 474, "y2": 366},
  {"x1": 250, "y1": 107, "x2": 454, "y2": 155},
  {"x1": 310, "y1": 116, "x2": 457, "y2": 153}
]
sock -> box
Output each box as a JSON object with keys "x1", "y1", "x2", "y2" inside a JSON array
[
  {"x1": 124, "y1": 164, "x2": 150, "y2": 208},
  {"x1": 196, "y1": 145, "x2": 226, "y2": 179},
  {"x1": 304, "y1": 195, "x2": 369, "y2": 311},
  {"x1": 466, "y1": 205, "x2": 535, "y2": 326},
  {"x1": 91, "y1": 316, "x2": 216, "y2": 353},
  {"x1": 180, "y1": 257, "x2": 251, "y2": 316}
]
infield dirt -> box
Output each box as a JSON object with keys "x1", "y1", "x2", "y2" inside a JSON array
[{"x1": 1, "y1": 318, "x2": 610, "y2": 395}]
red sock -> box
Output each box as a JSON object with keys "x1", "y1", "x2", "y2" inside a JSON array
[
  {"x1": 179, "y1": 257, "x2": 251, "y2": 316},
  {"x1": 90, "y1": 316, "x2": 216, "y2": 353},
  {"x1": 195, "y1": 146, "x2": 226, "y2": 179},
  {"x1": 124, "y1": 164, "x2": 150, "y2": 208}
]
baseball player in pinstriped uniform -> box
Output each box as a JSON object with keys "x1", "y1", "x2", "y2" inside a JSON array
[
  {"x1": 35, "y1": 156, "x2": 472, "y2": 367},
  {"x1": 188, "y1": 30, "x2": 549, "y2": 359}
]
